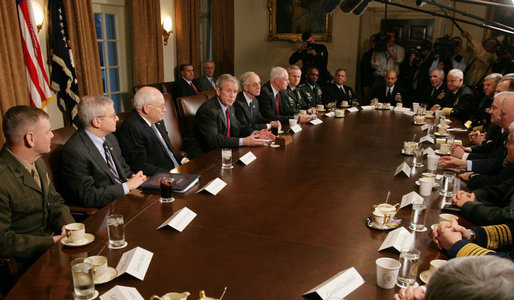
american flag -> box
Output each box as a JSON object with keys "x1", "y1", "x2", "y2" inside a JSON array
[{"x1": 17, "y1": 0, "x2": 53, "y2": 108}]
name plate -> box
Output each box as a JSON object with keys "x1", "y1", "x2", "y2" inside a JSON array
[
  {"x1": 379, "y1": 227, "x2": 414, "y2": 252},
  {"x1": 325, "y1": 112, "x2": 335, "y2": 117},
  {"x1": 303, "y1": 267, "x2": 364, "y2": 300},
  {"x1": 404, "y1": 110, "x2": 416, "y2": 116},
  {"x1": 100, "y1": 285, "x2": 144, "y2": 300},
  {"x1": 309, "y1": 118, "x2": 323, "y2": 125},
  {"x1": 400, "y1": 191, "x2": 424, "y2": 208},
  {"x1": 116, "y1": 247, "x2": 153, "y2": 280},
  {"x1": 394, "y1": 107, "x2": 409, "y2": 112},
  {"x1": 420, "y1": 124, "x2": 429, "y2": 131},
  {"x1": 291, "y1": 124, "x2": 302, "y2": 133},
  {"x1": 361, "y1": 105, "x2": 374, "y2": 110},
  {"x1": 347, "y1": 107, "x2": 359, "y2": 113},
  {"x1": 423, "y1": 147, "x2": 435, "y2": 155},
  {"x1": 157, "y1": 207, "x2": 197, "y2": 232},
  {"x1": 419, "y1": 135, "x2": 434, "y2": 144},
  {"x1": 239, "y1": 151, "x2": 256, "y2": 165},
  {"x1": 394, "y1": 162, "x2": 411, "y2": 177},
  {"x1": 197, "y1": 177, "x2": 227, "y2": 195}
]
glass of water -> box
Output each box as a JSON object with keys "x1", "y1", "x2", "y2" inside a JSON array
[
  {"x1": 397, "y1": 248, "x2": 421, "y2": 288},
  {"x1": 413, "y1": 146, "x2": 424, "y2": 168},
  {"x1": 71, "y1": 257, "x2": 95, "y2": 299},
  {"x1": 107, "y1": 214, "x2": 126, "y2": 249},
  {"x1": 221, "y1": 148, "x2": 233, "y2": 169},
  {"x1": 440, "y1": 172, "x2": 456, "y2": 197},
  {"x1": 409, "y1": 201, "x2": 427, "y2": 231}
]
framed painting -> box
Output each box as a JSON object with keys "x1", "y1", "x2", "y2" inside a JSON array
[{"x1": 267, "y1": 0, "x2": 333, "y2": 42}]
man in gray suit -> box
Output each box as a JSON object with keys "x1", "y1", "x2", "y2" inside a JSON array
[
  {"x1": 234, "y1": 72, "x2": 272, "y2": 131},
  {"x1": 194, "y1": 60, "x2": 217, "y2": 92},
  {"x1": 60, "y1": 95, "x2": 147, "y2": 208}
]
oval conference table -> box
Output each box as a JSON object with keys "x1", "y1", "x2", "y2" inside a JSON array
[{"x1": 7, "y1": 108, "x2": 472, "y2": 300}]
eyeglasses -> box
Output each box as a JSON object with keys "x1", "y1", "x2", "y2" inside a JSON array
[{"x1": 97, "y1": 114, "x2": 117, "y2": 120}]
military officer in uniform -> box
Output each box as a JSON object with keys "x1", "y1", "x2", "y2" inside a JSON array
[{"x1": 299, "y1": 67, "x2": 323, "y2": 109}]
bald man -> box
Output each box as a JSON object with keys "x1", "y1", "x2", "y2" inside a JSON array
[
  {"x1": 118, "y1": 87, "x2": 187, "y2": 176},
  {"x1": 370, "y1": 70, "x2": 408, "y2": 106}
]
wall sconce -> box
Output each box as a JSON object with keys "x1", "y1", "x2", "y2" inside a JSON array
[
  {"x1": 32, "y1": 2, "x2": 44, "y2": 33},
  {"x1": 162, "y1": 17, "x2": 173, "y2": 46}
]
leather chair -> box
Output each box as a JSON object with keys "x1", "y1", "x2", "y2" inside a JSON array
[
  {"x1": 201, "y1": 89, "x2": 216, "y2": 99},
  {"x1": 162, "y1": 93, "x2": 185, "y2": 152},
  {"x1": 116, "y1": 111, "x2": 130, "y2": 133},
  {"x1": 133, "y1": 81, "x2": 174, "y2": 94},
  {"x1": 40, "y1": 126, "x2": 97, "y2": 222},
  {"x1": 176, "y1": 94, "x2": 208, "y2": 140},
  {"x1": 0, "y1": 256, "x2": 19, "y2": 296}
]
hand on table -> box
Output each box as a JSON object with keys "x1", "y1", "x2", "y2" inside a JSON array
[
  {"x1": 451, "y1": 190, "x2": 476, "y2": 207},
  {"x1": 394, "y1": 286, "x2": 426, "y2": 300},
  {"x1": 451, "y1": 145, "x2": 467, "y2": 159},
  {"x1": 438, "y1": 156, "x2": 466, "y2": 169},
  {"x1": 127, "y1": 171, "x2": 147, "y2": 190},
  {"x1": 458, "y1": 172, "x2": 473, "y2": 182}
]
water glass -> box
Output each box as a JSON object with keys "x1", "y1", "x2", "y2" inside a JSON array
[
  {"x1": 221, "y1": 148, "x2": 233, "y2": 169},
  {"x1": 397, "y1": 248, "x2": 421, "y2": 288},
  {"x1": 107, "y1": 214, "x2": 126, "y2": 249},
  {"x1": 440, "y1": 172, "x2": 456, "y2": 197},
  {"x1": 71, "y1": 257, "x2": 95, "y2": 299},
  {"x1": 447, "y1": 134, "x2": 455, "y2": 145},
  {"x1": 427, "y1": 123, "x2": 434, "y2": 138},
  {"x1": 409, "y1": 201, "x2": 427, "y2": 231},
  {"x1": 413, "y1": 147, "x2": 424, "y2": 168}
]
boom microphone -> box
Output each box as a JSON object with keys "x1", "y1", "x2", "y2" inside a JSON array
[
  {"x1": 352, "y1": 0, "x2": 372, "y2": 15},
  {"x1": 321, "y1": 0, "x2": 343, "y2": 13},
  {"x1": 339, "y1": 0, "x2": 365, "y2": 13}
]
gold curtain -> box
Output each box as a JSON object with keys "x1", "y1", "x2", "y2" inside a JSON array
[
  {"x1": 63, "y1": 0, "x2": 103, "y2": 96},
  {"x1": 0, "y1": 0, "x2": 30, "y2": 144},
  {"x1": 212, "y1": 0, "x2": 234, "y2": 75},
  {"x1": 132, "y1": 0, "x2": 163, "y2": 86},
  {"x1": 174, "y1": 0, "x2": 201, "y2": 76}
]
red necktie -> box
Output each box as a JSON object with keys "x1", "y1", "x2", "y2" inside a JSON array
[
  {"x1": 226, "y1": 108, "x2": 230, "y2": 137},
  {"x1": 275, "y1": 93, "x2": 280, "y2": 114},
  {"x1": 190, "y1": 82, "x2": 199, "y2": 94}
]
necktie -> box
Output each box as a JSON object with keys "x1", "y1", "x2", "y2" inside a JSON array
[
  {"x1": 103, "y1": 141, "x2": 122, "y2": 184},
  {"x1": 190, "y1": 82, "x2": 199, "y2": 94},
  {"x1": 209, "y1": 78, "x2": 216, "y2": 89},
  {"x1": 151, "y1": 123, "x2": 179, "y2": 168},
  {"x1": 431, "y1": 88, "x2": 435, "y2": 97},
  {"x1": 340, "y1": 86, "x2": 345, "y2": 95},
  {"x1": 387, "y1": 88, "x2": 391, "y2": 97},
  {"x1": 275, "y1": 93, "x2": 280, "y2": 114},
  {"x1": 225, "y1": 108, "x2": 231, "y2": 137},
  {"x1": 30, "y1": 166, "x2": 41, "y2": 189}
]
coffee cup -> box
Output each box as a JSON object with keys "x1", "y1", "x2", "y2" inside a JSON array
[
  {"x1": 376, "y1": 257, "x2": 401, "y2": 289},
  {"x1": 376, "y1": 102, "x2": 383, "y2": 109},
  {"x1": 317, "y1": 104, "x2": 324, "y2": 111},
  {"x1": 440, "y1": 119, "x2": 451, "y2": 126},
  {"x1": 454, "y1": 139, "x2": 462, "y2": 146},
  {"x1": 421, "y1": 172, "x2": 436, "y2": 179},
  {"x1": 384, "y1": 103, "x2": 391, "y2": 109},
  {"x1": 373, "y1": 203, "x2": 399, "y2": 218},
  {"x1": 288, "y1": 119, "x2": 297, "y2": 128},
  {"x1": 438, "y1": 126, "x2": 449, "y2": 135},
  {"x1": 65, "y1": 223, "x2": 85, "y2": 242},
  {"x1": 429, "y1": 259, "x2": 446, "y2": 272},
  {"x1": 89, "y1": 255, "x2": 108, "y2": 278},
  {"x1": 299, "y1": 109, "x2": 307, "y2": 114},
  {"x1": 439, "y1": 213, "x2": 459, "y2": 223},
  {"x1": 419, "y1": 178, "x2": 434, "y2": 196},
  {"x1": 439, "y1": 143, "x2": 451, "y2": 154},
  {"x1": 372, "y1": 210, "x2": 391, "y2": 227},
  {"x1": 396, "y1": 102, "x2": 403, "y2": 108},
  {"x1": 341, "y1": 100, "x2": 349, "y2": 107},
  {"x1": 335, "y1": 109, "x2": 344, "y2": 117},
  {"x1": 414, "y1": 115, "x2": 424, "y2": 124},
  {"x1": 403, "y1": 141, "x2": 418, "y2": 155}
]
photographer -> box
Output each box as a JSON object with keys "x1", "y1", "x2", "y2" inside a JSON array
[
  {"x1": 462, "y1": 31, "x2": 499, "y2": 88},
  {"x1": 429, "y1": 36, "x2": 466, "y2": 73},
  {"x1": 289, "y1": 32, "x2": 332, "y2": 85},
  {"x1": 370, "y1": 29, "x2": 405, "y2": 87},
  {"x1": 400, "y1": 40, "x2": 436, "y2": 97}
]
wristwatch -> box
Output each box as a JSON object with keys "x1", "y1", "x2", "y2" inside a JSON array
[{"x1": 468, "y1": 229, "x2": 476, "y2": 241}]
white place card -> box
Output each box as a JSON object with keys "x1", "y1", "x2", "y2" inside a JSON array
[
  {"x1": 394, "y1": 107, "x2": 409, "y2": 112},
  {"x1": 404, "y1": 110, "x2": 416, "y2": 116},
  {"x1": 400, "y1": 191, "x2": 424, "y2": 208},
  {"x1": 290, "y1": 124, "x2": 302, "y2": 133},
  {"x1": 100, "y1": 285, "x2": 144, "y2": 300},
  {"x1": 157, "y1": 207, "x2": 197, "y2": 232},
  {"x1": 378, "y1": 227, "x2": 415, "y2": 252},
  {"x1": 423, "y1": 147, "x2": 435, "y2": 156},
  {"x1": 324, "y1": 112, "x2": 335, "y2": 117},
  {"x1": 420, "y1": 124, "x2": 429, "y2": 131},
  {"x1": 309, "y1": 118, "x2": 323, "y2": 125},
  {"x1": 448, "y1": 128, "x2": 468, "y2": 132},
  {"x1": 303, "y1": 267, "x2": 364, "y2": 300},
  {"x1": 419, "y1": 135, "x2": 434, "y2": 144},
  {"x1": 196, "y1": 177, "x2": 227, "y2": 196},
  {"x1": 238, "y1": 151, "x2": 256, "y2": 165},
  {"x1": 394, "y1": 162, "x2": 411, "y2": 177},
  {"x1": 116, "y1": 247, "x2": 153, "y2": 281},
  {"x1": 361, "y1": 105, "x2": 374, "y2": 110},
  {"x1": 436, "y1": 174, "x2": 443, "y2": 180},
  {"x1": 347, "y1": 107, "x2": 359, "y2": 113}
]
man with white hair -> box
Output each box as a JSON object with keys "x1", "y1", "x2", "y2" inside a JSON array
[
  {"x1": 233, "y1": 72, "x2": 273, "y2": 131},
  {"x1": 436, "y1": 68, "x2": 476, "y2": 121},
  {"x1": 258, "y1": 66, "x2": 311, "y2": 124},
  {"x1": 465, "y1": 73, "x2": 502, "y2": 130},
  {"x1": 60, "y1": 95, "x2": 147, "y2": 208},
  {"x1": 117, "y1": 87, "x2": 187, "y2": 176}
]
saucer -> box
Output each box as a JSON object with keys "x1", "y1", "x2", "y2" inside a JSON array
[
  {"x1": 269, "y1": 143, "x2": 280, "y2": 148},
  {"x1": 94, "y1": 267, "x2": 118, "y2": 285},
  {"x1": 365, "y1": 217, "x2": 400, "y2": 231},
  {"x1": 396, "y1": 281, "x2": 419, "y2": 289},
  {"x1": 430, "y1": 223, "x2": 438, "y2": 231},
  {"x1": 435, "y1": 150, "x2": 450, "y2": 155},
  {"x1": 412, "y1": 121, "x2": 427, "y2": 126},
  {"x1": 73, "y1": 289, "x2": 98, "y2": 300},
  {"x1": 340, "y1": 105, "x2": 350, "y2": 108},
  {"x1": 415, "y1": 180, "x2": 440, "y2": 188},
  {"x1": 108, "y1": 241, "x2": 128, "y2": 250},
  {"x1": 435, "y1": 132, "x2": 450, "y2": 137},
  {"x1": 61, "y1": 233, "x2": 95, "y2": 247},
  {"x1": 419, "y1": 270, "x2": 432, "y2": 284},
  {"x1": 317, "y1": 109, "x2": 326, "y2": 112},
  {"x1": 401, "y1": 149, "x2": 414, "y2": 156}
]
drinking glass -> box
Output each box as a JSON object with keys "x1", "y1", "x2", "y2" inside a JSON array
[
  {"x1": 409, "y1": 201, "x2": 427, "y2": 231},
  {"x1": 71, "y1": 257, "x2": 95, "y2": 299},
  {"x1": 221, "y1": 148, "x2": 233, "y2": 169},
  {"x1": 397, "y1": 248, "x2": 421, "y2": 288},
  {"x1": 107, "y1": 214, "x2": 126, "y2": 249},
  {"x1": 159, "y1": 175, "x2": 174, "y2": 203},
  {"x1": 440, "y1": 172, "x2": 456, "y2": 197},
  {"x1": 413, "y1": 146, "x2": 424, "y2": 168}
]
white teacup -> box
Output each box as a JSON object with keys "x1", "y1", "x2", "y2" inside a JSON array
[
  {"x1": 335, "y1": 109, "x2": 344, "y2": 117},
  {"x1": 429, "y1": 259, "x2": 447, "y2": 272},
  {"x1": 373, "y1": 203, "x2": 399, "y2": 218},
  {"x1": 384, "y1": 103, "x2": 391, "y2": 109},
  {"x1": 89, "y1": 255, "x2": 108, "y2": 278},
  {"x1": 396, "y1": 102, "x2": 403, "y2": 108},
  {"x1": 376, "y1": 102, "x2": 383, "y2": 109},
  {"x1": 419, "y1": 178, "x2": 434, "y2": 196},
  {"x1": 341, "y1": 100, "x2": 349, "y2": 107},
  {"x1": 438, "y1": 126, "x2": 449, "y2": 135},
  {"x1": 376, "y1": 257, "x2": 401, "y2": 289},
  {"x1": 317, "y1": 104, "x2": 324, "y2": 111},
  {"x1": 421, "y1": 172, "x2": 436, "y2": 179},
  {"x1": 65, "y1": 223, "x2": 85, "y2": 242},
  {"x1": 439, "y1": 143, "x2": 451, "y2": 154},
  {"x1": 372, "y1": 210, "x2": 391, "y2": 227},
  {"x1": 414, "y1": 115, "x2": 425, "y2": 124},
  {"x1": 403, "y1": 141, "x2": 418, "y2": 155},
  {"x1": 439, "y1": 213, "x2": 459, "y2": 223},
  {"x1": 288, "y1": 119, "x2": 297, "y2": 128},
  {"x1": 150, "y1": 292, "x2": 191, "y2": 300}
]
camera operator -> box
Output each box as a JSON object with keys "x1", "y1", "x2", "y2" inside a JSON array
[
  {"x1": 370, "y1": 29, "x2": 405, "y2": 88},
  {"x1": 429, "y1": 36, "x2": 466, "y2": 74},
  {"x1": 400, "y1": 40, "x2": 436, "y2": 97},
  {"x1": 462, "y1": 31, "x2": 499, "y2": 89},
  {"x1": 289, "y1": 32, "x2": 332, "y2": 85}
]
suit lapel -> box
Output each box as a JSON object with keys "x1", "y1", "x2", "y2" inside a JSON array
[{"x1": 80, "y1": 130, "x2": 117, "y2": 183}]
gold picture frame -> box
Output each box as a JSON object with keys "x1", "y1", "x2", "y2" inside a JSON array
[{"x1": 267, "y1": 0, "x2": 333, "y2": 42}]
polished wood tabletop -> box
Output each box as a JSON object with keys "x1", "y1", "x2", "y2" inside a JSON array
[{"x1": 7, "y1": 109, "x2": 472, "y2": 300}]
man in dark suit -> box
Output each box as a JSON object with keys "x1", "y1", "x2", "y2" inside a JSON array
[
  {"x1": 189, "y1": 74, "x2": 275, "y2": 158},
  {"x1": 437, "y1": 68, "x2": 477, "y2": 122},
  {"x1": 323, "y1": 68, "x2": 355, "y2": 106},
  {"x1": 60, "y1": 95, "x2": 147, "y2": 208},
  {"x1": 465, "y1": 73, "x2": 502, "y2": 131},
  {"x1": 194, "y1": 60, "x2": 216, "y2": 92},
  {"x1": 234, "y1": 72, "x2": 272, "y2": 131},
  {"x1": 370, "y1": 70, "x2": 408, "y2": 106},
  {"x1": 172, "y1": 63, "x2": 200, "y2": 101},
  {"x1": 117, "y1": 87, "x2": 187, "y2": 176},
  {"x1": 258, "y1": 66, "x2": 311, "y2": 125},
  {"x1": 0, "y1": 106, "x2": 74, "y2": 272},
  {"x1": 424, "y1": 68, "x2": 447, "y2": 108}
]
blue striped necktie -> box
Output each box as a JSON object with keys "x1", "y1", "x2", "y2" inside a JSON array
[
  {"x1": 103, "y1": 141, "x2": 122, "y2": 184},
  {"x1": 151, "y1": 123, "x2": 179, "y2": 168}
]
